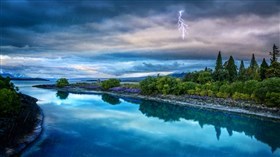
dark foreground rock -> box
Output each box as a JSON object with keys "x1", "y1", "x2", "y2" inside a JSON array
[{"x1": 0, "y1": 94, "x2": 43, "y2": 157}]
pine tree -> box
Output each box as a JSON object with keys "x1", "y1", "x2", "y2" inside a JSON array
[
  {"x1": 238, "y1": 60, "x2": 246, "y2": 81},
  {"x1": 247, "y1": 53, "x2": 259, "y2": 80},
  {"x1": 213, "y1": 51, "x2": 226, "y2": 81},
  {"x1": 260, "y1": 58, "x2": 269, "y2": 80},
  {"x1": 266, "y1": 62, "x2": 280, "y2": 78},
  {"x1": 270, "y1": 44, "x2": 279, "y2": 64},
  {"x1": 215, "y1": 51, "x2": 223, "y2": 71},
  {"x1": 249, "y1": 53, "x2": 259, "y2": 69},
  {"x1": 225, "y1": 56, "x2": 237, "y2": 82},
  {"x1": 239, "y1": 60, "x2": 245, "y2": 75}
]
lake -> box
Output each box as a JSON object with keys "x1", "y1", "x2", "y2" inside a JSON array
[{"x1": 12, "y1": 81, "x2": 280, "y2": 157}]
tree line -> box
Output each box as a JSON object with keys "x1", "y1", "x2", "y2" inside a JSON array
[
  {"x1": 140, "y1": 44, "x2": 280, "y2": 107},
  {"x1": 211, "y1": 44, "x2": 279, "y2": 82}
]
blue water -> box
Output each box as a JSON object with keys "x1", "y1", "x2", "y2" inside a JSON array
[{"x1": 12, "y1": 81, "x2": 280, "y2": 157}]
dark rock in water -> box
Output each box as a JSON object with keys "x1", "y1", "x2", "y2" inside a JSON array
[
  {"x1": 0, "y1": 94, "x2": 43, "y2": 157},
  {"x1": 33, "y1": 84, "x2": 56, "y2": 89}
]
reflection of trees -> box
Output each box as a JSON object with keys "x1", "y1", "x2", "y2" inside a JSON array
[
  {"x1": 102, "y1": 94, "x2": 121, "y2": 105},
  {"x1": 122, "y1": 97, "x2": 142, "y2": 105},
  {"x1": 56, "y1": 91, "x2": 69, "y2": 100},
  {"x1": 139, "y1": 100, "x2": 280, "y2": 152},
  {"x1": 139, "y1": 101, "x2": 180, "y2": 122}
]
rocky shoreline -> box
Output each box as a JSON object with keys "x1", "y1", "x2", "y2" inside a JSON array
[
  {"x1": 0, "y1": 94, "x2": 43, "y2": 157},
  {"x1": 34, "y1": 84, "x2": 280, "y2": 120}
]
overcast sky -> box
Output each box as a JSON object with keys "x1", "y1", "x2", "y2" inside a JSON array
[{"x1": 1, "y1": 0, "x2": 279, "y2": 78}]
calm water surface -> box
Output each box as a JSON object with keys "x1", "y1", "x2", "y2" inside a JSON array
[{"x1": 13, "y1": 81, "x2": 280, "y2": 157}]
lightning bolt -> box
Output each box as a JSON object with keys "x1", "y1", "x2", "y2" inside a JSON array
[{"x1": 178, "y1": 10, "x2": 188, "y2": 40}]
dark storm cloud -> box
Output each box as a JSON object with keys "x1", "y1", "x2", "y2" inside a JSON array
[
  {"x1": 1, "y1": 0, "x2": 113, "y2": 28},
  {"x1": 1, "y1": 0, "x2": 279, "y2": 49},
  {"x1": 97, "y1": 50, "x2": 217, "y2": 61},
  {"x1": 1, "y1": 0, "x2": 279, "y2": 78},
  {"x1": 2, "y1": 0, "x2": 279, "y2": 29}
]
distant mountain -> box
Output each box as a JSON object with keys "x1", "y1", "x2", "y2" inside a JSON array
[
  {"x1": 169, "y1": 72, "x2": 186, "y2": 78},
  {"x1": 10, "y1": 78, "x2": 49, "y2": 81},
  {"x1": 0, "y1": 72, "x2": 14, "y2": 78},
  {"x1": 85, "y1": 77, "x2": 147, "y2": 82},
  {"x1": 119, "y1": 77, "x2": 147, "y2": 82},
  {"x1": 0, "y1": 72, "x2": 49, "y2": 81}
]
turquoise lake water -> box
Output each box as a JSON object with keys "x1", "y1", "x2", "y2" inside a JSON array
[{"x1": 12, "y1": 81, "x2": 280, "y2": 157}]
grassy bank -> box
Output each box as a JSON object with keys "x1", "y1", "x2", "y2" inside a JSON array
[{"x1": 0, "y1": 76, "x2": 43, "y2": 156}]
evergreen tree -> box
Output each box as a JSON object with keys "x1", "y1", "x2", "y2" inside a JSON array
[
  {"x1": 260, "y1": 58, "x2": 269, "y2": 80},
  {"x1": 225, "y1": 56, "x2": 237, "y2": 82},
  {"x1": 247, "y1": 53, "x2": 259, "y2": 80},
  {"x1": 238, "y1": 60, "x2": 246, "y2": 81},
  {"x1": 270, "y1": 44, "x2": 279, "y2": 64},
  {"x1": 215, "y1": 51, "x2": 223, "y2": 71},
  {"x1": 249, "y1": 53, "x2": 259, "y2": 69},
  {"x1": 213, "y1": 51, "x2": 226, "y2": 81},
  {"x1": 239, "y1": 60, "x2": 245, "y2": 74},
  {"x1": 266, "y1": 62, "x2": 280, "y2": 78}
]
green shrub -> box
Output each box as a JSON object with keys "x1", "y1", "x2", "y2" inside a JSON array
[
  {"x1": 231, "y1": 92, "x2": 251, "y2": 100},
  {"x1": 240, "y1": 93, "x2": 250, "y2": 100},
  {"x1": 56, "y1": 78, "x2": 69, "y2": 88},
  {"x1": 173, "y1": 82, "x2": 185, "y2": 95},
  {"x1": 178, "y1": 82, "x2": 198, "y2": 95},
  {"x1": 216, "y1": 92, "x2": 229, "y2": 98},
  {"x1": 195, "y1": 87, "x2": 201, "y2": 95},
  {"x1": 101, "y1": 79, "x2": 120, "y2": 90},
  {"x1": 182, "y1": 82, "x2": 197, "y2": 90},
  {"x1": 140, "y1": 77, "x2": 158, "y2": 95},
  {"x1": 207, "y1": 90, "x2": 214, "y2": 97},
  {"x1": 266, "y1": 92, "x2": 280, "y2": 107},
  {"x1": 0, "y1": 89, "x2": 21, "y2": 115},
  {"x1": 162, "y1": 84, "x2": 170, "y2": 95},
  {"x1": 187, "y1": 89, "x2": 196, "y2": 95},
  {"x1": 140, "y1": 76, "x2": 184, "y2": 95},
  {"x1": 199, "y1": 90, "x2": 207, "y2": 96},
  {"x1": 232, "y1": 92, "x2": 241, "y2": 100},
  {"x1": 156, "y1": 76, "x2": 180, "y2": 95},
  {"x1": 250, "y1": 93, "x2": 256, "y2": 100},
  {"x1": 255, "y1": 77, "x2": 280, "y2": 106},
  {"x1": 197, "y1": 71, "x2": 212, "y2": 84},
  {"x1": 230, "y1": 81, "x2": 244, "y2": 93},
  {"x1": 209, "y1": 82, "x2": 221, "y2": 93},
  {"x1": 0, "y1": 76, "x2": 16, "y2": 91},
  {"x1": 219, "y1": 83, "x2": 232, "y2": 95},
  {"x1": 243, "y1": 80, "x2": 259, "y2": 94}
]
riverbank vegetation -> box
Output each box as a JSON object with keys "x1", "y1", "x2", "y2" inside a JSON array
[
  {"x1": 52, "y1": 45, "x2": 279, "y2": 107},
  {"x1": 139, "y1": 44, "x2": 280, "y2": 107},
  {"x1": 101, "y1": 78, "x2": 120, "y2": 90},
  {"x1": 0, "y1": 76, "x2": 21, "y2": 115},
  {"x1": 56, "y1": 78, "x2": 69, "y2": 88},
  {"x1": 0, "y1": 76, "x2": 42, "y2": 156}
]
